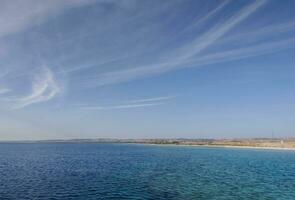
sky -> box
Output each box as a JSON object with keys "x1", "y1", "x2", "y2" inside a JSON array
[{"x1": 0, "y1": 0, "x2": 295, "y2": 140}]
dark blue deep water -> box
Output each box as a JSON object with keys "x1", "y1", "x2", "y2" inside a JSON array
[{"x1": 0, "y1": 143, "x2": 294, "y2": 200}]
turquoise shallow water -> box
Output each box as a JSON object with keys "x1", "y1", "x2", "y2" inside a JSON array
[{"x1": 0, "y1": 143, "x2": 294, "y2": 200}]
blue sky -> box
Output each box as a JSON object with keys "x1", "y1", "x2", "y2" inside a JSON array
[{"x1": 1, "y1": 0, "x2": 295, "y2": 140}]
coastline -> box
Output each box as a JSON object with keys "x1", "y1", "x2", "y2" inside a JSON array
[
  {"x1": 137, "y1": 143, "x2": 295, "y2": 151},
  {"x1": 0, "y1": 140, "x2": 295, "y2": 151}
]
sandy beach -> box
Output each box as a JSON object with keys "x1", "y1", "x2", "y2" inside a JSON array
[{"x1": 139, "y1": 143, "x2": 295, "y2": 151}]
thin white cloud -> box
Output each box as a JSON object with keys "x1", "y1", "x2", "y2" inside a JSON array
[
  {"x1": 83, "y1": 0, "x2": 268, "y2": 87},
  {"x1": 0, "y1": 0, "x2": 96, "y2": 38},
  {"x1": 214, "y1": 20, "x2": 295, "y2": 48},
  {"x1": 87, "y1": 36, "x2": 295, "y2": 87},
  {"x1": 0, "y1": 0, "x2": 98, "y2": 110},
  {"x1": 1, "y1": 0, "x2": 294, "y2": 111},
  {"x1": 82, "y1": 103, "x2": 164, "y2": 110},
  {"x1": 11, "y1": 67, "x2": 61, "y2": 109},
  {"x1": 59, "y1": 55, "x2": 131, "y2": 74},
  {"x1": 186, "y1": 38, "x2": 295, "y2": 67},
  {"x1": 172, "y1": 0, "x2": 267, "y2": 61},
  {"x1": 181, "y1": 0, "x2": 231, "y2": 36},
  {"x1": 0, "y1": 88, "x2": 11, "y2": 95},
  {"x1": 129, "y1": 96, "x2": 176, "y2": 103},
  {"x1": 75, "y1": 95, "x2": 175, "y2": 111}
]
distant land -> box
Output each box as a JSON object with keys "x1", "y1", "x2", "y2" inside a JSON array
[{"x1": 1, "y1": 138, "x2": 295, "y2": 150}]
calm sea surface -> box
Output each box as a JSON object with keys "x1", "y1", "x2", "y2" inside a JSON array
[{"x1": 0, "y1": 143, "x2": 294, "y2": 200}]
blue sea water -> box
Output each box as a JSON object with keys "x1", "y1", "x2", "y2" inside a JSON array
[{"x1": 0, "y1": 143, "x2": 294, "y2": 200}]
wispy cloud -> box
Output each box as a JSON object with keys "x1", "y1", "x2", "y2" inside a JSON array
[
  {"x1": 10, "y1": 67, "x2": 61, "y2": 109},
  {"x1": 181, "y1": 0, "x2": 231, "y2": 34},
  {"x1": 0, "y1": 0, "x2": 96, "y2": 110},
  {"x1": 91, "y1": 35, "x2": 295, "y2": 87},
  {"x1": 0, "y1": 88, "x2": 11, "y2": 95},
  {"x1": 177, "y1": 0, "x2": 267, "y2": 60},
  {"x1": 128, "y1": 96, "x2": 176, "y2": 103},
  {"x1": 0, "y1": 0, "x2": 96, "y2": 38},
  {"x1": 82, "y1": 0, "x2": 269, "y2": 87},
  {"x1": 82, "y1": 103, "x2": 164, "y2": 110},
  {"x1": 76, "y1": 95, "x2": 175, "y2": 111},
  {"x1": 187, "y1": 38, "x2": 295, "y2": 67},
  {"x1": 218, "y1": 20, "x2": 295, "y2": 45},
  {"x1": 0, "y1": 1, "x2": 97, "y2": 109},
  {"x1": 1, "y1": 0, "x2": 295, "y2": 111}
]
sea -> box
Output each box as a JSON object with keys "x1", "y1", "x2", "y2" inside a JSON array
[{"x1": 0, "y1": 143, "x2": 294, "y2": 200}]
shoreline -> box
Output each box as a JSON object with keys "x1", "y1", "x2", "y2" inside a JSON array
[
  {"x1": 136, "y1": 143, "x2": 295, "y2": 151},
  {"x1": 0, "y1": 141, "x2": 295, "y2": 151}
]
